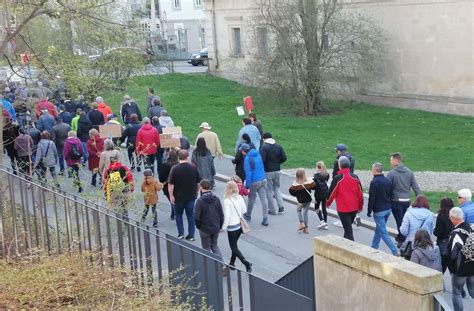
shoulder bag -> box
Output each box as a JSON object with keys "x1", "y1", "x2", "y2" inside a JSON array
[
  {"x1": 230, "y1": 198, "x2": 250, "y2": 234},
  {"x1": 399, "y1": 215, "x2": 428, "y2": 260}
]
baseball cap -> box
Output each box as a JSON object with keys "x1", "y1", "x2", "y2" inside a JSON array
[
  {"x1": 335, "y1": 143, "x2": 347, "y2": 151},
  {"x1": 239, "y1": 143, "x2": 250, "y2": 152}
]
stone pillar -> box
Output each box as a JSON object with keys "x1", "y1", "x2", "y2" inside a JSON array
[{"x1": 314, "y1": 235, "x2": 443, "y2": 311}]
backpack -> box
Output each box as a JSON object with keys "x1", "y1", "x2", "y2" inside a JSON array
[
  {"x1": 70, "y1": 143, "x2": 83, "y2": 160},
  {"x1": 106, "y1": 167, "x2": 128, "y2": 202},
  {"x1": 458, "y1": 225, "x2": 474, "y2": 262}
]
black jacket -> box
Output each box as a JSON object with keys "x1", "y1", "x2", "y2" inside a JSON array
[
  {"x1": 434, "y1": 213, "x2": 454, "y2": 241},
  {"x1": 121, "y1": 122, "x2": 141, "y2": 147},
  {"x1": 367, "y1": 174, "x2": 392, "y2": 215},
  {"x1": 77, "y1": 116, "x2": 92, "y2": 142},
  {"x1": 88, "y1": 109, "x2": 105, "y2": 129},
  {"x1": 313, "y1": 172, "x2": 329, "y2": 200},
  {"x1": 260, "y1": 140, "x2": 287, "y2": 172},
  {"x1": 121, "y1": 101, "x2": 142, "y2": 123},
  {"x1": 448, "y1": 222, "x2": 474, "y2": 276},
  {"x1": 194, "y1": 191, "x2": 224, "y2": 234},
  {"x1": 232, "y1": 143, "x2": 255, "y2": 182},
  {"x1": 332, "y1": 153, "x2": 355, "y2": 178},
  {"x1": 64, "y1": 99, "x2": 76, "y2": 114},
  {"x1": 58, "y1": 111, "x2": 73, "y2": 125},
  {"x1": 289, "y1": 181, "x2": 315, "y2": 204}
]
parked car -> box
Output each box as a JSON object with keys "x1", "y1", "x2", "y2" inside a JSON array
[{"x1": 187, "y1": 48, "x2": 208, "y2": 66}]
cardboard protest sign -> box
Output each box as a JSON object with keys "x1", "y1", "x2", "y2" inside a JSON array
[
  {"x1": 236, "y1": 106, "x2": 245, "y2": 116},
  {"x1": 99, "y1": 124, "x2": 122, "y2": 138},
  {"x1": 160, "y1": 126, "x2": 182, "y2": 148}
]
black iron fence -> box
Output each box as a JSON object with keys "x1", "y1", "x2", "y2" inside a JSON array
[{"x1": 0, "y1": 167, "x2": 313, "y2": 310}]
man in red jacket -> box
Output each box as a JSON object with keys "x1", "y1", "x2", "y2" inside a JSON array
[
  {"x1": 136, "y1": 117, "x2": 160, "y2": 174},
  {"x1": 35, "y1": 99, "x2": 58, "y2": 119},
  {"x1": 327, "y1": 156, "x2": 364, "y2": 241}
]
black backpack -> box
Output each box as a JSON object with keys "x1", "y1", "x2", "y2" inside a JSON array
[{"x1": 70, "y1": 143, "x2": 83, "y2": 160}]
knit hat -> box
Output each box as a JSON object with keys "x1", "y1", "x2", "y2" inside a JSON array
[
  {"x1": 239, "y1": 143, "x2": 250, "y2": 152},
  {"x1": 262, "y1": 132, "x2": 272, "y2": 139},
  {"x1": 144, "y1": 169, "x2": 153, "y2": 177}
]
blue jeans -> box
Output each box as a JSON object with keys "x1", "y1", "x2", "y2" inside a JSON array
[
  {"x1": 56, "y1": 145, "x2": 65, "y2": 172},
  {"x1": 174, "y1": 200, "x2": 196, "y2": 238},
  {"x1": 391, "y1": 201, "x2": 410, "y2": 242},
  {"x1": 81, "y1": 142, "x2": 89, "y2": 164},
  {"x1": 371, "y1": 209, "x2": 398, "y2": 255},
  {"x1": 452, "y1": 274, "x2": 474, "y2": 311}
]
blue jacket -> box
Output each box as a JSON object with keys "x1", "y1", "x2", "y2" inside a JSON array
[
  {"x1": 367, "y1": 174, "x2": 392, "y2": 215},
  {"x1": 37, "y1": 113, "x2": 56, "y2": 134},
  {"x1": 244, "y1": 149, "x2": 266, "y2": 187},
  {"x1": 2, "y1": 99, "x2": 17, "y2": 122},
  {"x1": 236, "y1": 124, "x2": 261, "y2": 152},
  {"x1": 460, "y1": 201, "x2": 474, "y2": 224},
  {"x1": 400, "y1": 207, "x2": 434, "y2": 241}
]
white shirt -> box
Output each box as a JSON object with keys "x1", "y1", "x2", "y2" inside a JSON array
[{"x1": 222, "y1": 195, "x2": 246, "y2": 230}]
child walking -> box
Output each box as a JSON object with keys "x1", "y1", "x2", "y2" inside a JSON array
[
  {"x1": 313, "y1": 161, "x2": 330, "y2": 230},
  {"x1": 141, "y1": 169, "x2": 163, "y2": 227},
  {"x1": 289, "y1": 169, "x2": 315, "y2": 234}
]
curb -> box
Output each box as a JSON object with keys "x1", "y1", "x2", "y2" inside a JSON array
[{"x1": 215, "y1": 173, "x2": 398, "y2": 238}]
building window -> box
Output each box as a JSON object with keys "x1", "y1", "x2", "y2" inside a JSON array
[
  {"x1": 194, "y1": 0, "x2": 202, "y2": 7},
  {"x1": 257, "y1": 28, "x2": 268, "y2": 56},
  {"x1": 172, "y1": 0, "x2": 181, "y2": 10},
  {"x1": 231, "y1": 27, "x2": 242, "y2": 56}
]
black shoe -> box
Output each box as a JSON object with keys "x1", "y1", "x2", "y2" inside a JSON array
[
  {"x1": 170, "y1": 215, "x2": 175, "y2": 221},
  {"x1": 245, "y1": 262, "x2": 252, "y2": 273},
  {"x1": 136, "y1": 167, "x2": 141, "y2": 172},
  {"x1": 78, "y1": 187, "x2": 83, "y2": 193},
  {"x1": 177, "y1": 235, "x2": 184, "y2": 239},
  {"x1": 228, "y1": 264, "x2": 236, "y2": 271},
  {"x1": 153, "y1": 223, "x2": 157, "y2": 228},
  {"x1": 278, "y1": 207, "x2": 284, "y2": 213},
  {"x1": 185, "y1": 236, "x2": 195, "y2": 241},
  {"x1": 268, "y1": 210, "x2": 277, "y2": 215}
]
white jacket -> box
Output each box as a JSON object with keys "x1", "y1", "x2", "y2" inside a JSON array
[{"x1": 222, "y1": 195, "x2": 246, "y2": 230}]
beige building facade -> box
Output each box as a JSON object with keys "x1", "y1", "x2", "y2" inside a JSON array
[{"x1": 203, "y1": 0, "x2": 474, "y2": 116}]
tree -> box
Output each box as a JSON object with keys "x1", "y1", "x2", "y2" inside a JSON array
[{"x1": 246, "y1": 0, "x2": 387, "y2": 115}]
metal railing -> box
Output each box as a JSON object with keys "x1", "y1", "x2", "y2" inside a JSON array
[{"x1": 0, "y1": 167, "x2": 314, "y2": 310}]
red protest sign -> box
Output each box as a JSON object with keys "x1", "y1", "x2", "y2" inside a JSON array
[{"x1": 244, "y1": 96, "x2": 253, "y2": 112}]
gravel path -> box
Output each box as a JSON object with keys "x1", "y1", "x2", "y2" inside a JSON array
[{"x1": 282, "y1": 169, "x2": 474, "y2": 192}]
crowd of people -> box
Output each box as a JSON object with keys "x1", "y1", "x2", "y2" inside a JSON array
[{"x1": 2, "y1": 79, "x2": 474, "y2": 310}]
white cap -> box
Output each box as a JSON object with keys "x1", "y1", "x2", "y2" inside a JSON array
[
  {"x1": 458, "y1": 189, "x2": 472, "y2": 201},
  {"x1": 199, "y1": 122, "x2": 211, "y2": 130}
]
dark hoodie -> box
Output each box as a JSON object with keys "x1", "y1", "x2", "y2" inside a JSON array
[
  {"x1": 77, "y1": 115, "x2": 92, "y2": 142},
  {"x1": 386, "y1": 164, "x2": 421, "y2": 201},
  {"x1": 194, "y1": 191, "x2": 224, "y2": 235},
  {"x1": 410, "y1": 245, "x2": 442, "y2": 272}
]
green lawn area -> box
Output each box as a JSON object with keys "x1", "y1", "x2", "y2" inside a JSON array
[{"x1": 104, "y1": 74, "x2": 474, "y2": 172}]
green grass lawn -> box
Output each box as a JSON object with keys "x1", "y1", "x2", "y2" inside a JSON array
[{"x1": 103, "y1": 74, "x2": 474, "y2": 172}]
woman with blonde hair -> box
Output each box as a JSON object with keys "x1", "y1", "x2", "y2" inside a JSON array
[
  {"x1": 289, "y1": 169, "x2": 315, "y2": 233},
  {"x1": 222, "y1": 181, "x2": 252, "y2": 273},
  {"x1": 313, "y1": 161, "x2": 330, "y2": 230}
]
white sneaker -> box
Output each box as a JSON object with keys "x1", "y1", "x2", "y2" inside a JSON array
[
  {"x1": 333, "y1": 221, "x2": 343, "y2": 228},
  {"x1": 317, "y1": 221, "x2": 327, "y2": 230},
  {"x1": 323, "y1": 223, "x2": 329, "y2": 230}
]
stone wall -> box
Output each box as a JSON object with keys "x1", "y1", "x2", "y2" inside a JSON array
[
  {"x1": 314, "y1": 235, "x2": 443, "y2": 311},
  {"x1": 202, "y1": 0, "x2": 474, "y2": 116}
]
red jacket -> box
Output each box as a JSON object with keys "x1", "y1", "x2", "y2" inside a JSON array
[
  {"x1": 36, "y1": 100, "x2": 58, "y2": 118},
  {"x1": 102, "y1": 161, "x2": 134, "y2": 193},
  {"x1": 97, "y1": 102, "x2": 112, "y2": 122},
  {"x1": 326, "y1": 168, "x2": 363, "y2": 213},
  {"x1": 136, "y1": 123, "x2": 160, "y2": 156},
  {"x1": 86, "y1": 134, "x2": 104, "y2": 171}
]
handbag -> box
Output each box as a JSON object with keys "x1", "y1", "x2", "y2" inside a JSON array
[
  {"x1": 230, "y1": 199, "x2": 250, "y2": 234},
  {"x1": 399, "y1": 215, "x2": 428, "y2": 260}
]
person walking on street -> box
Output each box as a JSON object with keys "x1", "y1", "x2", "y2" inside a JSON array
[
  {"x1": 99, "y1": 139, "x2": 121, "y2": 175},
  {"x1": 148, "y1": 98, "x2": 164, "y2": 119},
  {"x1": 168, "y1": 150, "x2": 201, "y2": 240},
  {"x1": 77, "y1": 111, "x2": 92, "y2": 164},
  {"x1": 434, "y1": 197, "x2": 455, "y2": 273},
  {"x1": 326, "y1": 156, "x2": 364, "y2": 241},
  {"x1": 194, "y1": 179, "x2": 224, "y2": 258},
  {"x1": 34, "y1": 131, "x2": 59, "y2": 187},
  {"x1": 58, "y1": 104, "x2": 72, "y2": 125},
  {"x1": 71, "y1": 107, "x2": 82, "y2": 132},
  {"x1": 88, "y1": 102, "x2": 105, "y2": 131},
  {"x1": 63, "y1": 131, "x2": 84, "y2": 192},
  {"x1": 249, "y1": 113, "x2": 263, "y2": 137},
  {"x1": 289, "y1": 169, "x2": 315, "y2": 234},
  {"x1": 159, "y1": 110, "x2": 174, "y2": 128},
  {"x1": 96, "y1": 96, "x2": 112, "y2": 123},
  {"x1": 136, "y1": 117, "x2": 160, "y2": 174},
  {"x1": 447, "y1": 207, "x2": 474, "y2": 311},
  {"x1": 14, "y1": 128, "x2": 34, "y2": 179},
  {"x1": 367, "y1": 162, "x2": 399, "y2": 255},
  {"x1": 241, "y1": 144, "x2": 269, "y2": 226},
  {"x1": 37, "y1": 109, "x2": 56, "y2": 139},
  {"x1": 260, "y1": 132, "x2": 287, "y2": 214},
  {"x1": 159, "y1": 149, "x2": 179, "y2": 220},
  {"x1": 53, "y1": 117, "x2": 71, "y2": 174},
  {"x1": 222, "y1": 181, "x2": 253, "y2": 273},
  {"x1": 121, "y1": 114, "x2": 143, "y2": 172},
  {"x1": 235, "y1": 117, "x2": 261, "y2": 152},
  {"x1": 146, "y1": 87, "x2": 160, "y2": 111},
  {"x1": 410, "y1": 229, "x2": 442, "y2": 272},
  {"x1": 120, "y1": 95, "x2": 142, "y2": 124},
  {"x1": 458, "y1": 189, "x2": 474, "y2": 224},
  {"x1": 313, "y1": 161, "x2": 330, "y2": 229},
  {"x1": 141, "y1": 169, "x2": 163, "y2": 227},
  {"x1": 191, "y1": 138, "x2": 216, "y2": 187},
  {"x1": 196, "y1": 122, "x2": 223, "y2": 158},
  {"x1": 87, "y1": 129, "x2": 104, "y2": 187},
  {"x1": 232, "y1": 133, "x2": 255, "y2": 182},
  {"x1": 102, "y1": 155, "x2": 134, "y2": 218},
  {"x1": 387, "y1": 152, "x2": 421, "y2": 244}
]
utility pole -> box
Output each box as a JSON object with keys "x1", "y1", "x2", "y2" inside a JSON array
[{"x1": 150, "y1": 0, "x2": 158, "y2": 52}]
